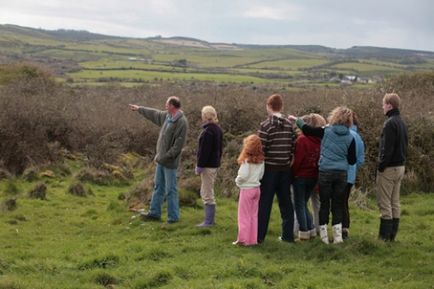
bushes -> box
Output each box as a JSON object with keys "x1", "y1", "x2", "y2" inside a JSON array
[{"x1": 0, "y1": 63, "x2": 433, "y2": 193}]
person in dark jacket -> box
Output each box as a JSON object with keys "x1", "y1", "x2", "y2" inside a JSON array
[
  {"x1": 376, "y1": 93, "x2": 408, "y2": 241},
  {"x1": 195, "y1": 106, "x2": 223, "y2": 227},
  {"x1": 291, "y1": 106, "x2": 356, "y2": 244}
]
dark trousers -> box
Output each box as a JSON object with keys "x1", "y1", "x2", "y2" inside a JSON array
[
  {"x1": 318, "y1": 170, "x2": 347, "y2": 226},
  {"x1": 258, "y1": 169, "x2": 294, "y2": 243},
  {"x1": 342, "y1": 183, "x2": 353, "y2": 229}
]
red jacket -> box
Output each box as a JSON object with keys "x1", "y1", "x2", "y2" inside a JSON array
[{"x1": 292, "y1": 134, "x2": 321, "y2": 178}]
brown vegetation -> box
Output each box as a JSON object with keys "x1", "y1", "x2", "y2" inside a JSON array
[
  {"x1": 28, "y1": 183, "x2": 47, "y2": 200},
  {"x1": 0, "y1": 63, "x2": 433, "y2": 195}
]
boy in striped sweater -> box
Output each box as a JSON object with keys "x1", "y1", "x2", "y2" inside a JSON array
[{"x1": 257, "y1": 94, "x2": 297, "y2": 244}]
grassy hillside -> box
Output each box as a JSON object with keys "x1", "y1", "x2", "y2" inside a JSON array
[
  {"x1": 1, "y1": 24, "x2": 434, "y2": 86},
  {"x1": 0, "y1": 159, "x2": 433, "y2": 289}
]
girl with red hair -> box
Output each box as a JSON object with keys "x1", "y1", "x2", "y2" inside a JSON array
[{"x1": 233, "y1": 134, "x2": 265, "y2": 246}]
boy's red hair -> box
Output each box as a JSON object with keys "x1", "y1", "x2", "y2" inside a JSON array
[{"x1": 237, "y1": 134, "x2": 264, "y2": 164}]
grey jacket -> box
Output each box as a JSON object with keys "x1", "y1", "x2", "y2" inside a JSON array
[{"x1": 138, "y1": 107, "x2": 188, "y2": 169}]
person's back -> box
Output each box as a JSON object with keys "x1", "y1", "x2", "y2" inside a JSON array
[
  {"x1": 378, "y1": 109, "x2": 408, "y2": 171},
  {"x1": 292, "y1": 134, "x2": 321, "y2": 178},
  {"x1": 257, "y1": 94, "x2": 296, "y2": 244},
  {"x1": 292, "y1": 113, "x2": 325, "y2": 240},
  {"x1": 319, "y1": 124, "x2": 354, "y2": 172},
  {"x1": 377, "y1": 93, "x2": 408, "y2": 242},
  {"x1": 259, "y1": 114, "x2": 295, "y2": 169},
  {"x1": 234, "y1": 134, "x2": 265, "y2": 246}
]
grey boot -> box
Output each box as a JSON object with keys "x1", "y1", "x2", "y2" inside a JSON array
[
  {"x1": 390, "y1": 218, "x2": 400, "y2": 241},
  {"x1": 196, "y1": 204, "x2": 215, "y2": 227},
  {"x1": 378, "y1": 218, "x2": 393, "y2": 241}
]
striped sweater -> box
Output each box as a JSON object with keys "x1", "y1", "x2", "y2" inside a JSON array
[{"x1": 258, "y1": 114, "x2": 296, "y2": 171}]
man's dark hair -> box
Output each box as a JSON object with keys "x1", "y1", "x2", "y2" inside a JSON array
[{"x1": 168, "y1": 96, "x2": 181, "y2": 108}]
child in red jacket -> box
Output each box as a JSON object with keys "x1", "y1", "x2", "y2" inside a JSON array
[{"x1": 292, "y1": 113, "x2": 326, "y2": 240}]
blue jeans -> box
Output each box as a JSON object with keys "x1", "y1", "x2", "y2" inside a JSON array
[
  {"x1": 149, "y1": 164, "x2": 179, "y2": 222},
  {"x1": 293, "y1": 177, "x2": 317, "y2": 232},
  {"x1": 258, "y1": 169, "x2": 294, "y2": 243}
]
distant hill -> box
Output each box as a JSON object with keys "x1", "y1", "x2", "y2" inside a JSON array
[
  {"x1": 1, "y1": 24, "x2": 433, "y2": 86},
  {"x1": 0, "y1": 24, "x2": 122, "y2": 41}
]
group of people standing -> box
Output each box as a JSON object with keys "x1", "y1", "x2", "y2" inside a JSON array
[{"x1": 128, "y1": 91, "x2": 408, "y2": 246}]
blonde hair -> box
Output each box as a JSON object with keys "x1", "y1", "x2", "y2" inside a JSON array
[
  {"x1": 327, "y1": 106, "x2": 353, "y2": 128},
  {"x1": 383, "y1": 93, "x2": 400, "y2": 109},
  {"x1": 237, "y1": 134, "x2": 264, "y2": 165},
  {"x1": 201, "y1": 105, "x2": 218, "y2": 123},
  {"x1": 302, "y1": 113, "x2": 326, "y2": 127}
]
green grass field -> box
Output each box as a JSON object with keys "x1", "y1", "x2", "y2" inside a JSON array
[
  {"x1": 1, "y1": 160, "x2": 433, "y2": 289},
  {"x1": 3, "y1": 25, "x2": 434, "y2": 86}
]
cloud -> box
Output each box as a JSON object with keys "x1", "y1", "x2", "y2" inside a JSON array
[
  {"x1": 242, "y1": 3, "x2": 302, "y2": 21},
  {"x1": 0, "y1": 0, "x2": 433, "y2": 51}
]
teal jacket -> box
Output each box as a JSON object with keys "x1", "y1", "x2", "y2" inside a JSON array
[
  {"x1": 138, "y1": 107, "x2": 188, "y2": 169},
  {"x1": 319, "y1": 125, "x2": 354, "y2": 172}
]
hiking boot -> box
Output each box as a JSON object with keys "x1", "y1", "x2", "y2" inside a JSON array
[{"x1": 139, "y1": 212, "x2": 161, "y2": 222}]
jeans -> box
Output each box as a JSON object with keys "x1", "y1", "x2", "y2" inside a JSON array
[
  {"x1": 149, "y1": 164, "x2": 179, "y2": 222},
  {"x1": 293, "y1": 177, "x2": 317, "y2": 232},
  {"x1": 258, "y1": 169, "x2": 294, "y2": 243},
  {"x1": 318, "y1": 170, "x2": 347, "y2": 226}
]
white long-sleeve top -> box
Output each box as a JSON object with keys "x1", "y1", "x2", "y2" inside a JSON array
[{"x1": 235, "y1": 161, "x2": 265, "y2": 188}]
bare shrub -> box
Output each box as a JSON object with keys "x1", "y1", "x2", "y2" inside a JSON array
[
  {"x1": 179, "y1": 189, "x2": 199, "y2": 207},
  {"x1": 22, "y1": 167, "x2": 39, "y2": 182},
  {"x1": 126, "y1": 179, "x2": 153, "y2": 210},
  {"x1": 349, "y1": 187, "x2": 374, "y2": 210},
  {"x1": 28, "y1": 183, "x2": 47, "y2": 200},
  {"x1": 1, "y1": 63, "x2": 433, "y2": 195},
  {"x1": 75, "y1": 168, "x2": 114, "y2": 186},
  {"x1": 67, "y1": 182, "x2": 90, "y2": 197},
  {"x1": 179, "y1": 177, "x2": 201, "y2": 196},
  {"x1": 0, "y1": 168, "x2": 11, "y2": 180},
  {"x1": 1, "y1": 198, "x2": 17, "y2": 211},
  {"x1": 4, "y1": 180, "x2": 20, "y2": 196}
]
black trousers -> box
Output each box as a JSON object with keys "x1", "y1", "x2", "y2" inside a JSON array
[
  {"x1": 342, "y1": 183, "x2": 353, "y2": 228},
  {"x1": 318, "y1": 170, "x2": 347, "y2": 226},
  {"x1": 257, "y1": 169, "x2": 294, "y2": 243}
]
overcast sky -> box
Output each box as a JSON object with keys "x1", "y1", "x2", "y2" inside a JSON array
[{"x1": 1, "y1": 0, "x2": 433, "y2": 51}]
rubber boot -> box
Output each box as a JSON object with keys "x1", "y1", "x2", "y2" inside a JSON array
[
  {"x1": 342, "y1": 227, "x2": 349, "y2": 240},
  {"x1": 378, "y1": 218, "x2": 393, "y2": 241},
  {"x1": 390, "y1": 218, "x2": 400, "y2": 241},
  {"x1": 332, "y1": 223, "x2": 343, "y2": 244},
  {"x1": 196, "y1": 204, "x2": 215, "y2": 227},
  {"x1": 319, "y1": 225, "x2": 329, "y2": 244}
]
